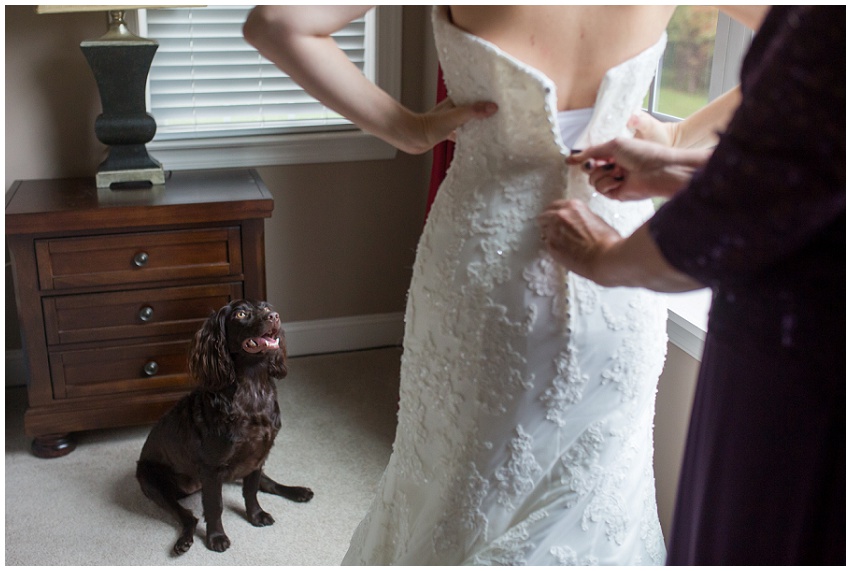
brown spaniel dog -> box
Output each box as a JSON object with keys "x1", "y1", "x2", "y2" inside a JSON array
[{"x1": 137, "y1": 300, "x2": 313, "y2": 555}]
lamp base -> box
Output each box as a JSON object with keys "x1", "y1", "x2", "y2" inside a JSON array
[
  {"x1": 81, "y1": 10, "x2": 164, "y2": 190},
  {"x1": 96, "y1": 165, "x2": 165, "y2": 188}
]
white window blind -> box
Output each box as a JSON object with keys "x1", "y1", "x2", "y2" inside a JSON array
[
  {"x1": 141, "y1": 6, "x2": 366, "y2": 140},
  {"x1": 134, "y1": 6, "x2": 401, "y2": 169}
]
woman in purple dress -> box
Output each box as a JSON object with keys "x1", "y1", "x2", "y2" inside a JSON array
[{"x1": 539, "y1": 6, "x2": 844, "y2": 565}]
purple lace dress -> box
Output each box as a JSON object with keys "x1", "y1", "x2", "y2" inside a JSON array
[{"x1": 649, "y1": 6, "x2": 845, "y2": 565}]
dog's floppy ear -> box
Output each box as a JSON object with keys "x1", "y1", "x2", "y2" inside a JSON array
[
  {"x1": 268, "y1": 351, "x2": 288, "y2": 379},
  {"x1": 268, "y1": 333, "x2": 288, "y2": 379},
  {"x1": 188, "y1": 305, "x2": 235, "y2": 391}
]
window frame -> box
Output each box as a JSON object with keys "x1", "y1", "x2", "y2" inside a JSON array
[
  {"x1": 646, "y1": 12, "x2": 752, "y2": 123},
  {"x1": 132, "y1": 6, "x2": 402, "y2": 170}
]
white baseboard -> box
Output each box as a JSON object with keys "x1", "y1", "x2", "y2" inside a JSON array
[
  {"x1": 4, "y1": 312, "x2": 405, "y2": 388},
  {"x1": 283, "y1": 312, "x2": 405, "y2": 357}
]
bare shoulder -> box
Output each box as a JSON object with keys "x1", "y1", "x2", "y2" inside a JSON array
[
  {"x1": 449, "y1": 5, "x2": 673, "y2": 43},
  {"x1": 447, "y1": 5, "x2": 675, "y2": 110}
]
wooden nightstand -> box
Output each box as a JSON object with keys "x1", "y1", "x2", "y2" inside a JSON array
[{"x1": 6, "y1": 169, "x2": 273, "y2": 458}]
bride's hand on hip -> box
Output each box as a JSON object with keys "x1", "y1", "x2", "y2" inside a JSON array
[{"x1": 406, "y1": 98, "x2": 498, "y2": 153}]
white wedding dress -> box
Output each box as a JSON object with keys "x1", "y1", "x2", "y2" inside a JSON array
[{"x1": 343, "y1": 7, "x2": 669, "y2": 565}]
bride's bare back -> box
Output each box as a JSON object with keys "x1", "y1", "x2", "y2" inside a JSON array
[{"x1": 449, "y1": 6, "x2": 675, "y2": 111}]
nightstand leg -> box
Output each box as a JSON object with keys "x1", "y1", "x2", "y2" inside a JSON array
[{"x1": 31, "y1": 433, "x2": 77, "y2": 458}]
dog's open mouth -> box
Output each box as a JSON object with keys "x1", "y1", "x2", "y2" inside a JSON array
[{"x1": 242, "y1": 330, "x2": 281, "y2": 354}]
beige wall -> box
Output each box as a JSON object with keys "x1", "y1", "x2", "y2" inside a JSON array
[{"x1": 4, "y1": 5, "x2": 434, "y2": 345}]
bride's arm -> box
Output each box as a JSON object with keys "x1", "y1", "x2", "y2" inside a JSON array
[
  {"x1": 631, "y1": 87, "x2": 741, "y2": 150},
  {"x1": 243, "y1": 6, "x2": 496, "y2": 155},
  {"x1": 717, "y1": 5, "x2": 769, "y2": 31}
]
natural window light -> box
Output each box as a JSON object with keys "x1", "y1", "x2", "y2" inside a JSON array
[
  {"x1": 654, "y1": 7, "x2": 753, "y2": 359},
  {"x1": 136, "y1": 5, "x2": 402, "y2": 169},
  {"x1": 136, "y1": 6, "x2": 749, "y2": 174},
  {"x1": 646, "y1": 7, "x2": 752, "y2": 121},
  {"x1": 144, "y1": 7, "x2": 360, "y2": 139}
]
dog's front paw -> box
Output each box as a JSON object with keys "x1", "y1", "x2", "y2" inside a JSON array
[
  {"x1": 173, "y1": 534, "x2": 194, "y2": 555},
  {"x1": 292, "y1": 487, "x2": 314, "y2": 502},
  {"x1": 248, "y1": 509, "x2": 275, "y2": 527},
  {"x1": 206, "y1": 531, "x2": 231, "y2": 553}
]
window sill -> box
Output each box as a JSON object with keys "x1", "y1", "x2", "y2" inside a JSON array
[
  {"x1": 147, "y1": 130, "x2": 399, "y2": 171},
  {"x1": 666, "y1": 288, "x2": 711, "y2": 361}
]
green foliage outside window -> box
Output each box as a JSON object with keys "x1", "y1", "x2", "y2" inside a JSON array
[{"x1": 657, "y1": 6, "x2": 719, "y2": 118}]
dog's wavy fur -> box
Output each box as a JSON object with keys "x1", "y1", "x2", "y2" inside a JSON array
[{"x1": 136, "y1": 300, "x2": 313, "y2": 555}]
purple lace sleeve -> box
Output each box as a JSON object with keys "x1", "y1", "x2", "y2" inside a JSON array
[{"x1": 649, "y1": 7, "x2": 845, "y2": 290}]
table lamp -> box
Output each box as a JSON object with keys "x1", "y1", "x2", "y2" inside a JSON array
[{"x1": 37, "y1": 6, "x2": 167, "y2": 189}]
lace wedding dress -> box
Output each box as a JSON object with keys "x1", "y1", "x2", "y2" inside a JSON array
[{"x1": 343, "y1": 7, "x2": 669, "y2": 565}]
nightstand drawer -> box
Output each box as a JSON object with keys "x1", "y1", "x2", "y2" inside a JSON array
[
  {"x1": 35, "y1": 227, "x2": 242, "y2": 291},
  {"x1": 43, "y1": 283, "x2": 243, "y2": 345},
  {"x1": 49, "y1": 340, "x2": 194, "y2": 399}
]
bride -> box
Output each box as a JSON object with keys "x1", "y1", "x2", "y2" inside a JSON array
[{"x1": 244, "y1": 6, "x2": 760, "y2": 565}]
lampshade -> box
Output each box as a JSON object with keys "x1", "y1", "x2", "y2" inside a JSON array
[{"x1": 36, "y1": 6, "x2": 187, "y2": 14}]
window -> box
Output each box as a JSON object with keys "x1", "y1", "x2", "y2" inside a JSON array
[
  {"x1": 646, "y1": 8, "x2": 753, "y2": 121},
  {"x1": 135, "y1": 6, "x2": 402, "y2": 169},
  {"x1": 649, "y1": 8, "x2": 754, "y2": 355},
  {"x1": 134, "y1": 7, "x2": 749, "y2": 170}
]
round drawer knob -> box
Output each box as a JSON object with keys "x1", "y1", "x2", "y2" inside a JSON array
[
  {"x1": 138, "y1": 306, "x2": 154, "y2": 322},
  {"x1": 143, "y1": 361, "x2": 159, "y2": 377},
  {"x1": 133, "y1": 251, "x2": 149, "y2": 267}
]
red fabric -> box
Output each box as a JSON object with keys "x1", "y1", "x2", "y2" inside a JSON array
[{"x1": 425, "y1": 66, "x2": 455, "y2": 221}]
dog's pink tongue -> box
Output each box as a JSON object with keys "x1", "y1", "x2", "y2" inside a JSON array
[{"x1": 243, "y1": 336, "x2": 280, "y2": 354}]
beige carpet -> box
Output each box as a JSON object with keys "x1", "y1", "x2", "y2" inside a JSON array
[{"x1": 5, "y1": 347, "x2": 402, "y2": 566}]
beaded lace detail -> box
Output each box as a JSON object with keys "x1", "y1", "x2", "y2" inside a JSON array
[{"x1": 343, "y1": 6, "x2": 669, "y2": 565}]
